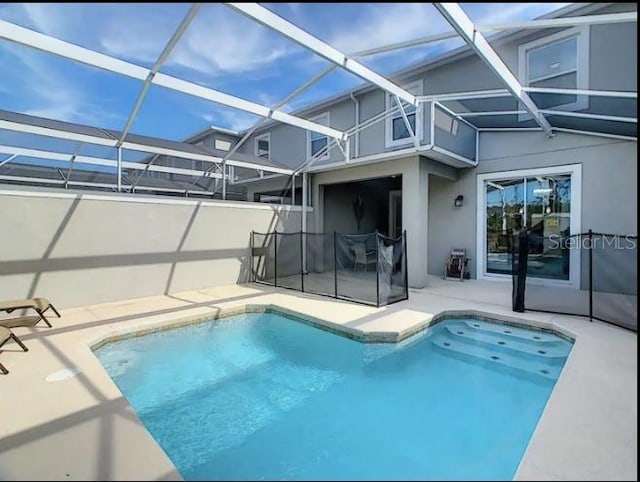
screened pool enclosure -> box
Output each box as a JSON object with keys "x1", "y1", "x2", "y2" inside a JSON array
[
  {"x1": 0, "y1": 4, "x2": 635, "y2": 201},
  {"x1": 0, "y1": 3, "x2": 636, "y2": 314}
]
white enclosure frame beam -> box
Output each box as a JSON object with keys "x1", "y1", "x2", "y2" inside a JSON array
[
  {"x1": 455, "y1": 109, "x2": 638, "y2": 123},
  {"x1": 0, "y1": 154, "x2": 18, "y2": 168},
  {"x1": 0, "y1": 118, "x2": 116, "y2": 146},
  {"x1": 301, "y1": 171, "x2": 307, "y2": 231},
  {"x1": 350, "y1": 31, "x2": 459, "y2": 58},
  {"x1": 0, "y1": 175, "x2": 109, "y2": 190},
  {"x1": 225, "y1": 3, "x2": 417, "y2": 106},
  {"x1": 116, "y1": 147, "x2": 122, "y2": 192},
  {"x1": 63, "y1": 143, "x2": 83, "y2": 189},
  {"x1": 551, "y1": 127, "x2": 637, "y2": 141},
  {"x1": 541, "y1": 110, "x2": 637, "y2": 123},
  {"x1": 0, "y1": 144, "x2": 224, "y2": 179},
  {"x1": 221, "y1": 164, "x2": 226, "y2": 200},
  {"x1": 477, "y1": 11, "x2": 637, "y2": 31},
  {"x1": 457, "y1": 110, "x2": 526, "y2": 117},
  {"x1": 0, "y1": 174, "x2": 222, "y2": 195},
  {"x1": 396, "y1": 96, "x2": 420, "y2": 149},
  {"x1": 131, "y1": 153, "x2": 165, "y2": 188},
  {"x1": 122, "y1": 140, "x2": 292, "y2": 174},
  {"x1": 0, "y1": 19, "x2": 344, "y2": 141},
  {"x1": 117, "y1": 3, "x2": 201, "y2": 146},
  {"x1": 291, "y1": 174, "x2": 296, "y2": 205},
  {"x1": 418, "y1": 89, "x2": 511, "y2": 102},
  {"x1": 523, "y1": 87, "x2": 638, "y2": 99},
  {"x1": 433, "y1": 3, "x2": 553, "y2": 137}
]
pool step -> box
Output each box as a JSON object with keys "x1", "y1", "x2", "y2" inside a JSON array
[
  {"x1": 429, "y1": 333, "x2": 564, "y2": 381},
  {"x1": 443, "y1": 326, "x2": 570, "y2": 361},
  {"x1": 450, "y1": 318, "x2": 565, "y2": 345}
]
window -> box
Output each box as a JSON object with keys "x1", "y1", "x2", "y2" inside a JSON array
[
  {"x1": 215, "y1": 139, "x2": 231, "y2": 151},
  {"x1": 477, "y1": 165, "x2": 582, "y2": 287},
  {"x1": 254, "y1": 133, "x2": 270, "y2": 159},
  {"x1": 385, "y1": 80, "x2": 423, "y2": 148},
  {"x1": 254, "y1": 193, "x2": 287, "y2": 205},
  {"x1": 307, "y1": 112, "x2": 330, "y2": 161},
  {"x1": 434, "y1": 108, "x2": 459, "y2": 135},
  {"x1": 518, "y1": 26, "x2": 589, "y2": 113},
  {"x1": 253, "y1": 187, "x2": 302, "y2": 206}
]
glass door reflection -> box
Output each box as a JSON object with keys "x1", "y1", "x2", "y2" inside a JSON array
[
  {"x1": 485, "y1": 174, "x2": 572, "y2": 280},
  {"x1": 486, "y1": 178, "x2": 525, "y2": 275},
  {"x1": 525, "y1": 175, "x2": 571, "y2": 280}
]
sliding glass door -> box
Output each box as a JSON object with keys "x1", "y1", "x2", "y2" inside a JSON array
[
  {"x1": 486, "y1": 178, "x2": 526, "y2": 275},
  {"x1": 480, "y1": 166, "x2": 579, "y2": 283}
]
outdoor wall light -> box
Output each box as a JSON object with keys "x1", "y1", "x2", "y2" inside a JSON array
[{"x1": 454, "y1": 194, "x2": 464, "y2": 207}]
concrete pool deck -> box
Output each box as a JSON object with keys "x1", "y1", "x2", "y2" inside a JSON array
[{"x1": 0, "y1": 276, "x2": 636, "y2": 481}]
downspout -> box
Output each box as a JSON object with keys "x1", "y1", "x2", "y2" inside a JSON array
[{"x1": 349, "y1": 92, "x2": 360, "y2": 158}]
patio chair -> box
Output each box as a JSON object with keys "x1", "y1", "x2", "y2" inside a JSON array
[
  {"x1": 353, "y1": 243, "x2": 376, "y2": 272},
  {"x1": 444, "y1": 248, "x2": 470, "y2": 281},
  {"x1": 0, "y1": 326, "x2": 29, "y2": 375},
  {"x1": 0, "y1": 297, "x2": 60, "y2": 328}
]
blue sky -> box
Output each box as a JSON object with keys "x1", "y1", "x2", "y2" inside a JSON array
[{"x1": 0, "y1": 2, "x2": 569, "y2": 142}]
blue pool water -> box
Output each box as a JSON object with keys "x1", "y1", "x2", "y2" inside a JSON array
[{"x1": 94, "y1": 311, "x2": 572, "y2": 480}]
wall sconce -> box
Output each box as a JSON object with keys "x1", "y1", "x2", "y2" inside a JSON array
[{"x1": 454, "y1": 194, "x2": 464, "y2": 207}]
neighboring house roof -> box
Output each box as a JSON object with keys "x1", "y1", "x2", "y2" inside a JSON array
[
  {"x1": 0, "y1": 162, "x2": 248, "y2": 198},
  {"x1": 0, "y1": 109, "x2": 291, "y2": 174},
  {"x1": 182, "y1": 125, "x2": 242, "y2": 144}
]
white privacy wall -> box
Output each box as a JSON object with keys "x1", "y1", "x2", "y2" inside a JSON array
[{"x1": 0, "y1": 188, "x2": 302, "y2": 308}]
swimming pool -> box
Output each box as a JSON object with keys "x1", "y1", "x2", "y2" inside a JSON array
[{"x1": 94, "y1": 310, "x2": 572, "y2": 480}]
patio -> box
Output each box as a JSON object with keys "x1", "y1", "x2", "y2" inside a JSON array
[{"x1": 0, "y1": 276, "x2": 636, "y2": 481}]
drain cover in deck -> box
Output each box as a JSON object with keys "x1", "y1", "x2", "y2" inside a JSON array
[{"x1": 45, "y1": 368, "x2": 81, "y2": 382}]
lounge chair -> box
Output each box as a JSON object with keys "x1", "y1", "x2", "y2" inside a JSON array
[
  {"x1": 0, "y1": 326, "x2": 29, "y2": 375},
  {"x1": 0, "y1": 298, "x2": 60, "y2": 328},
  {"x1": 0, "y1": 315, "x2": 45, "y2": 329}
]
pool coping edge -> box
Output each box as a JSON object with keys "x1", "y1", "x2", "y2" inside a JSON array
[{"x1": 88, "y1": 303, "x2": 576, "y2": 352}]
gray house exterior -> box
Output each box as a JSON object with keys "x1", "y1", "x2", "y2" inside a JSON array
[{"x1": 155, "y1": 2, "x2": 637, "y2": 289}]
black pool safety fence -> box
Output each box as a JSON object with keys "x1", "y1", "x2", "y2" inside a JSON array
[
  {"x1": 251, "y1": 230, "x2": 409, "y2": 307},
  {"x1": 510, "y1": 230, "x2": 637, "y2": 332}
]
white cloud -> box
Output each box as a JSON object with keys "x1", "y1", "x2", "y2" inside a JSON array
[
  {"x1": 199, "y1": 108, "x2": 258, "y2": 132},
  {"x1": 326, "y1": 3, "x2": 570, "y2": 56},
  {"x1": 328, "y1": 3, "x2": 451, "y2": 56},
  {"x1": 1, "y1": 3, "x2": 295, "y2": 78},
  {"x1": 468, "y1": 3, "x2": 570, "y2": 25},
  {"x1": 99, "y1": 6, "x2": 178, "y2": 65},
  {"x1": 313, "y1": 2, "x2": 570, "y2": 79},
  {"x1": 19, "y1": 3, "x2": 68, "y2": 36},
  {"x1": 97, "y1": 4, "x2": 296, "y2": 78},
  {"x1": 0, "y1": 42, "x2": 124, "y2": 127}
]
